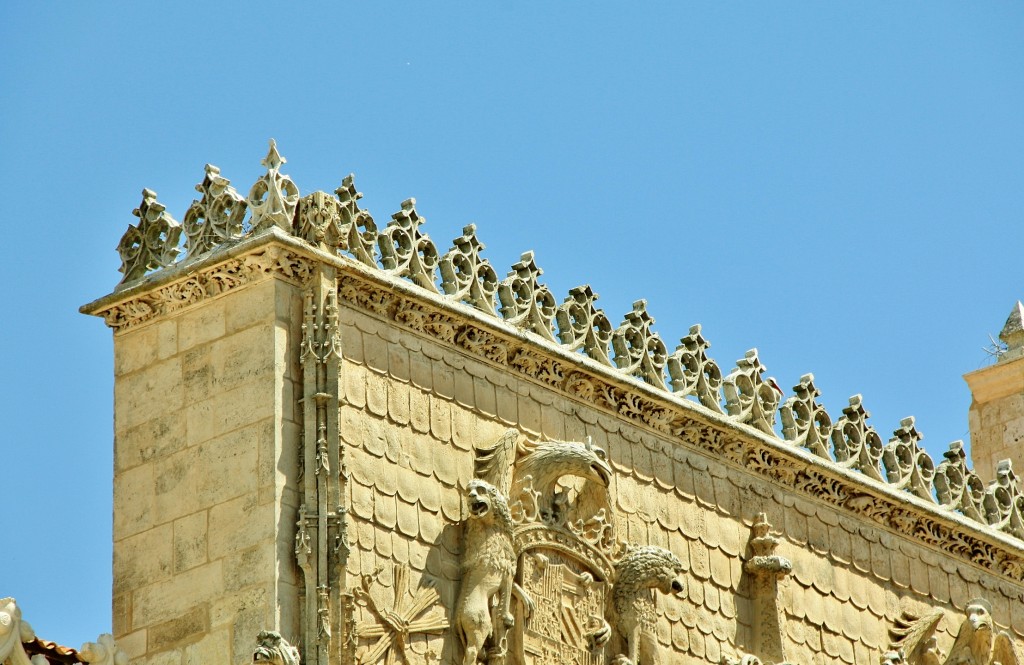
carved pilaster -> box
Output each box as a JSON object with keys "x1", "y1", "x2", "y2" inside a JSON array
[
  {"x1": 297, "y1": 266, "x2": 347, "y2": 665},
  {"x1": 743, "y1": 513, "x2": 792, "y2": 665}
]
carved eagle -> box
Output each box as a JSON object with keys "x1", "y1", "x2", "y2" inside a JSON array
[
  {"x1": 473, "y1": 428, "x2": 613, "y2": 514},
  {"x1": 888, "y1": 600, "x2": 1021, "y2": 665}
]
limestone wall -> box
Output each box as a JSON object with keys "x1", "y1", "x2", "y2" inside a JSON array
[
  {"x1": 337, "y1": 298, "x2": 1024, "y2": 665},
  {"x1": 108, "y1": 275, "x2": 303, "y2": 665},
  {"x1": 966, "y1": 356, "x2": 1024, "y2": 480},
  {"x1": 84, "y1": 147, "x2": 1024, "y2": 665}
]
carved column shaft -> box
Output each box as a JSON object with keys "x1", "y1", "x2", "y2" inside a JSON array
[
  {"x1": 298, "y1": 266, "x2": 347, "y2": 665},
  {"x1": 743, "y1": 513, "x2": 792, "y2": 665}
]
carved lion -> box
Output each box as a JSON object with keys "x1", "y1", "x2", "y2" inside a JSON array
[
  {"x1": 611, "y1": 546, "x2": 685, "y2": 665},
  {"x1": 455, "y1": 479, "x2": 516, "y2": 665},
  {"x1": 252, "y1": 630, "x2": 300, "y2": 665}
]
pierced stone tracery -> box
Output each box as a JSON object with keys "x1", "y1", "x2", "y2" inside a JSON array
[{"x1": 96, "y1": 139, "x2": 1024, "y2": 553}]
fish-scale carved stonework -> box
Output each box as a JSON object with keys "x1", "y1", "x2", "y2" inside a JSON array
[
  {"x1": 83, "y1": 142, "x2": 1024, "y2": 665},
  {"x1": 886, "y1": 600, "x2": 1023, "y2": 665}
]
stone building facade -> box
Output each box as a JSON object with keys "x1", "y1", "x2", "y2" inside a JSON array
[{"x1": 25, "y1": 141, "x2": 1022, "y2": 665}]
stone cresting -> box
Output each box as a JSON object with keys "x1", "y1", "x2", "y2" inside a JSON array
[
  {"x1": 116, "y1": 189, "x2": 182, "y2": 285},
  {"x1": 93, "y1": 141, "x2": 1024, "y2": 580},
  {"x1": 183, "y1": 164, "x2": 247, "y2": 258}
]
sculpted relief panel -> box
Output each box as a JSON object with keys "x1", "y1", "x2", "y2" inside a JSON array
[
  {"x1": 452, "y1": 429, "x2": 685, "y2": 665},
  {"x1": 334, "y1": 308, "x2": 1024, "y2": 665},
  {"x1": 86, "y1": 145, "x2": 1024, "y2": 665}
]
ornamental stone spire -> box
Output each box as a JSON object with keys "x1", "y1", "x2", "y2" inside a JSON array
[{"x1": 999, "y1": 300, "x2": 1024, "y2": 363}]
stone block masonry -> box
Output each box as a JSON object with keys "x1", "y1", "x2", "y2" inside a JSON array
[
  {"x1": 102, "y1": 275, "x2": 304, "y2": 665},
  {"x1": 81, "y1": 143, "x2": 1024, "y2": 665}
]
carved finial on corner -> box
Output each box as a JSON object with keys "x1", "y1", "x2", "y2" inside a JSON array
[
  {"x1": 249, "y1": 139, "x2": 300, "y2": 233},
  {"x1": 116, "y1": 189, "x2": 183, "y2": 287},
  {"x1": 0, "y1": 598, "x2": 34, "y2": 665},
  {"x1": 999, "y1": 301, "x2": 1024, "y2": 362},
  {"x1": 183, "y1": 163, "x2": 248, "y2": 258}
]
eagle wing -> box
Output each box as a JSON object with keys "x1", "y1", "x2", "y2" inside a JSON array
[
  {"x1": 473, "y1": 428, "x2": 520, "y2": 495},
  {"x1": 889, "y1": 609, "x2": 944, "y2": 665},
  {"x1": 991, "y1": 631, "x2": 1021, "y2": 665}
]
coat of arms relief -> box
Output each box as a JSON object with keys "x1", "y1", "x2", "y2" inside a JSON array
[{"x1": 454, "y1": 429, "x2": 686, "y2": 665}]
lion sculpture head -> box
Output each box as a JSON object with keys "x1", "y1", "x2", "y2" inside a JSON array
[
  {"x1": 465, "y1": 479, "x2": 513, "y2": 531},
  {"x1": 252, "y1": 631, "x2": 300, "y2": 665}
]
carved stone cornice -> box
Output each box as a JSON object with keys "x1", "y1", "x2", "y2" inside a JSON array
[
  {"x1": 81, "y1": 228, "x2": 318, "y2": 333},
  {"x1": 83, "y1": 227, "x2": 1024, "y2": 582},
  {"x1": 328, "y1": 255, "x2": 1024, "y2": 585}
]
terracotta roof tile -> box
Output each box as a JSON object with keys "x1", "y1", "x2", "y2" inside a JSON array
[{"x1": 23, "y1": 639, "x2": 83, "y2": 665}]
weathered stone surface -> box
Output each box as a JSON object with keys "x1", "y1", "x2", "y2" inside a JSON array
[{"x1": 85, "y1": 163, "x2": 1024, "y2": 665}]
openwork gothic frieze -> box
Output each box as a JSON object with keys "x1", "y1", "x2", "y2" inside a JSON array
[
  {"x1": 334, "y1": 271, "x2": 1024, "y2": 586},
  {"x1": 87, "y1": 140, "x2": 1024, "y2": 582}
]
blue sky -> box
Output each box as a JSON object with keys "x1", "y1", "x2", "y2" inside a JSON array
[{"x1": 3, "y1": 1, "x2": 1023, "y2": 649}]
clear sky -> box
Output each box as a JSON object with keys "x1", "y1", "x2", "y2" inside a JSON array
[{"x1": 3, "y1": 1, "x2": 1023, "y2": 650}]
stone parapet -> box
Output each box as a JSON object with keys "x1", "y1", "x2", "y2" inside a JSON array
[{"x1": 82, "y1": 142, "x2": 1024, "y2": 665}]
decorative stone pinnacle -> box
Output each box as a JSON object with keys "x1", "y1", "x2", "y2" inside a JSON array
[
  {"x1": 117, "y1": 188, "x2": 182, "y2": 285},
  {"x1": 184, "y1": 163, "x2": 247, "y2": 258},
  {"x1": 999, "y1": 301, "x2": 1024, "y2": 361},
  {"x1": 612, "y1": 299, "x2": 667, "y2": 386},
  {"x1": 440, "y1": 223, "x2": 498, "y2": 312},
  {"x1": 748, "y1": 512, "x2": 781, "y2": 558},
  {"x1": 883, "y1": 416, "x2": 936, "y2": 502},
  {"x1": 379, "y1": 198, "x2": 439, "y2": 291},
  {"x1": 249, "y1": 139, "x2": 299, "y2": 233},
  {"x1": 262, "y1": 138, "x2": 286, "y2": 171}
]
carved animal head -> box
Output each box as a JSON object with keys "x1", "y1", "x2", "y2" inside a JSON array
[
  {"x1": 466, "y1": 479, "x2": 496, "y2": 518},
  {"x1": 297, "y1": 191, "x2": 342, "y2": 246},
  {"x1": 465, "y1": 478, "x2": 513, "y2": 528},
  {"x1": 965, "y1": 600, "x2": 993, "y2": 633},
  {"x1": 252, "y1": 631, "x2": 300, "y2": 665},
  {"x1": 515, "y1": 438, "x2": 613, "y2": 494},
  {"x1": 614, "y1": 546, "x2": 686, "y2": 600},
  {"x1": 946, "y1": 599, "x2": 995, "y2": 665}
]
